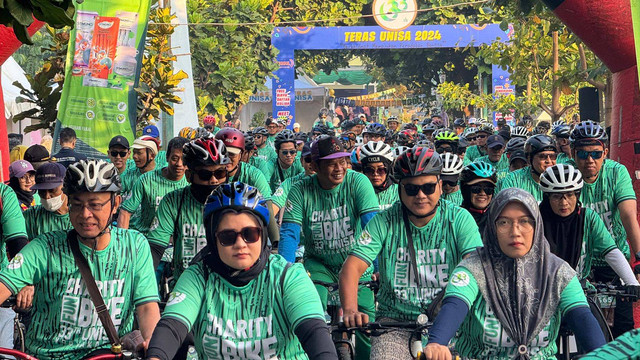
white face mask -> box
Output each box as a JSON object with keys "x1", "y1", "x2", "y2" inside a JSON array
[{"x1": 42, "y1": 193, "x2": 65, "y2": 212}]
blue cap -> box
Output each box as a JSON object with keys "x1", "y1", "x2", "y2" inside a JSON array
[
  {"x1": 143, "y1": 125, "x2": 160, "y2": 138},
  {"x1": 31, "y1": 162, "x2": 66, "y2": 190}
]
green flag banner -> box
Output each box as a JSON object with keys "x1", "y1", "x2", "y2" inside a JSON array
[
  {"x1": 57, "y1": 0, "x2": 151, "y2": 155},
  {"x1": 633, "y1": 0, "x2": 640, "y2": 91}
]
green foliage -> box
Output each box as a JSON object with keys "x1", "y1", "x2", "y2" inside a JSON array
[
  {"x1": 250, "y1": 109, "x2": 267, "y2": 128},
  {"x1": 136, "y1": 7, "x2": 188, "y2": 127},
  {"x1": 12, "y1": 30, "x2": 55, "y2": 75},
  {"x1": 0, "y1": 0, "x2": 75, "y2": 44},
  {"x1": 11, "y1": 26, "x2": 68, "y2": 134}
]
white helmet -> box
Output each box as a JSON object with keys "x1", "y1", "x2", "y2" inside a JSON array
[
  {"x1": 355, "y1": 135, "x2": 364, "y2": 146},
  {"x1": 511, "y1": 126, "x2": 529, "y2": 139},
  {"x1": 468, "y1": 117, "x2": 477, "y2": 125},
  {"x1": 539, "y1": 164, "x2": 583, "y2": 193},
  {"x1": 361, "y1": 141, "x2": 393, "y2": 163},
  {"x1": 441, "y1": 152, "x2": 464, "y2": 176},
  {"x1": 551, "y1": 120, "x2": 566, "y2": 132},
  {"x1": 392, "y1": 146, "x2": 409, "y2": 159},
  {"x1": 64, "y1": 159, "x2": 122, "y2": 194},
  {"x1": 462, "y1": 127, "x2": 478, "y2": 138}
]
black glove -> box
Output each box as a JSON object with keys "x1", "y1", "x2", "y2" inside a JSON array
[{"x1": 623, "y1": 285, "x2": 640, "y2": 301}]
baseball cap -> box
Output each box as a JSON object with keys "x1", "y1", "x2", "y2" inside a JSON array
[
  {"x1": 31, "y1": 162, "x2": 66, "y2": 190},
  {"x1": 311, "y1": 136, "x2": 351, "y2": 161},
  {"x1": 9, "y1": 160, "x2": 35, "y2": 179},
  {"x1": 487, "y1": 135, "x2": 506, "y2": 149},
  {"x1": 293, "y1": 123, "x2": 300, "y2": 129},
  {"x1": 301, "y1": 143, "x2": 312, "y2": 157},
  {"x1": 226, "y1": 147, "x2": 242, "y2": 155},
  {"x1": 109, "y1": 135, "x2": 130, "y2": 149},
  {"x1": 143, "y1": 125, "x2": 160, "y2": 138},
  {"x1": 24, "y1": 144, "x2": 50, "y2": 163}
]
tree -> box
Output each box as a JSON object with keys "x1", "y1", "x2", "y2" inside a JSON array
[{"x1": 0, "y1": 0, "x2": 75, "y2": 44}]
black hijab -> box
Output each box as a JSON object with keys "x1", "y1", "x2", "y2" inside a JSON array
[
  {"x1": 9, "y1": 176, "x2": 34, "y2": 210},
  {"x1": 539, "y1": 195, "x2": 585, "y2": 269},
  {"x1": 459, "y1": 188, "x2": 575, "y2": 359}
]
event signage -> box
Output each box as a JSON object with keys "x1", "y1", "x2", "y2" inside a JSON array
[{"x1": 372, "y1": 0, "x2": 418, "y2": 31}]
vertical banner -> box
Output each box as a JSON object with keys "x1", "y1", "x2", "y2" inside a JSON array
[
  {"x1": 492, "y1": 64, "x2": 516, "y2": 125},
  {"x1": 632, "y1": 0, "x2": 640, "y2": 91},
  {"x1": 57, "y1": 0, "x2": 151, "y2": 155},
  {"x1": 272, "y1": 49, "x2": 295, "y2": 129}
]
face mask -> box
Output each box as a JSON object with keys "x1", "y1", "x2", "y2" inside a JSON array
[{"x1": 42, "y1": 194, "x2": 65, "y2": 212}]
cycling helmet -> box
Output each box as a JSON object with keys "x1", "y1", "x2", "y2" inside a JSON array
[
  {"x1": 570, "y1": 120, "x2": 608, "y2": 146},
  {"x1": 355, "y1": 136, "x2": 364, "y2": 146},
  {"x1": 253, "y1": 126, "x2": 269, "y2": 136},
  {"x1": 551, "y1": 124, "x2": 571, "y2": 138},
  {"x1": 422, "y1": 123, "x2": 437, "y2": 132},
  {"x1": 430, "y1": 118, "x2": 444, "y2": 128},
  {"x1": 551, "y1": 120, "x2": 565, "y2": 132},
  {"x1": 524, "y1": 134, "x2": 557, "y2": 160},
  {"x1": 295, "y1": 132, "x2": 309, "y2": 143},
  {"x1": 64, "y1": 159, "x2": 121, "y2": 195},
  {"x1": 386, "y1": 116, "x2": 399, "y2": 124},
  {"x1": 511, "y1": 126, "x2": 529, "y2": 139},
  {"x1": 477, "y1": 124, "x2": 494, "y2": 135},
  {"x1": 350, "y1": 146, "x2": 363, "y2": 165},
  {"x1": 539, "y1": 164, "x2": 583, "y2": 193},
  {"x1": 393, "y1": 147, "x2": 443, "y2": 181},
  {"x1": 468, "y1": 117, "x2": 478, "y2": 126},
  {"x1": 179, "y1": 127, "x2": 196, "y2": 140},
  {"x1": 462, "y1": 127, "x2": 478, "y2": 138},
  {"x1": 341, "y1": 120, "x2": 356, "y2": 131},
  {"x1": 203, "y1": 115, "x2": 216, "y2": 126},
  {"x1": 183, "y1": 138, "x2": 230, "y2": 169},
  {"x1": 396, "y1": 130, "x2": 415, "y2": 147},
  {"x1": 505, "y1": 137, "x2": 526, "y2": 153},
  {"x1": 393, "y1": 146, "x2": 409, "y2": 159},
  {"x1": 434, "y1": 130, "x2": 459, "y2": 143},
  {"x1": 459, "y1": 162, "x2": 497, "y2": 185},
  {"x1": 457, "y1": 137, "x2": 469, "y2": 151},
  {"x1": 363, "y1": 123, "x2": 387, "y2": 137},
  {"x1": 416, "y1": 139, "x2": 434, "y2": 149},
  {"x1": 204, "y1": 182, "x2": 270, "y2": 226},
  {"x1": 244, "y1": 134, "x2": 256, "y2": 151},
  {"x1": 223, "y1": 121, "x2": 234, "y2": 128},
  {"x1": 275, "y1": 129, "x2": 296, "y2": 150},
  {"x1": 194, "y1": 127, "x2": 211, "y2": 139},
  {"x1": 441, "y1": 152, "x2": 464, "y2": 176},
  {"x1": 453, "y1": 118, "x2": 466, "y2": 127},
  {"x1": 402, "y1": 123, "x2": 418, "y2": 133},
  {"x1": 361, "y1": 141, "x2": 393, "y2": 164},
  {"x1": 215, "y1": 127, "x2": 245, "y2": 150}
]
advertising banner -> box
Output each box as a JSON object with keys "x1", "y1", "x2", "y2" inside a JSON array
[
  {"x1": 57, "y1": 0, "x2": 151, "y2": 154},
  {"x1": 632, "y1": 0, "x2": 640, "y2": 91}
]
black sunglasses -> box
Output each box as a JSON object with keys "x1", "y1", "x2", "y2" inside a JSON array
[
  {"x1": 195, "y1": 168, "x2": 228, "y2": 181},
  {"x1": 216, "y1": 226, "x2": 262, "y2": 246},
  {"x1": 442, "y1": 180, "x2": 458, "y2": 187},
  {"x1": 110, "y1": 150, "x2": 128, "y2": 158},
  {"x1": 476, "y1": 134, "x2": 488, "y2": 139},
  {"x1": 280, "y1": 150, "x2": 297, "y2": 156},
  {"x1": 576, "y1": 150, "x2": 603, "y2": 160},
  {"x1": 402, "y1": 182, "x2": 438, "y2": 196},
  {"x1": 363, "y1": 167, "x2": 387, "y2": 176},
  {"x1": 470, "y1": 184, "x2": 495, "y2": 195}
]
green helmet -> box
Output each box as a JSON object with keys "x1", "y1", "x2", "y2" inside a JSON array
[{"x1": 434, "y1": 130, "x2": 459, "y2": 142}]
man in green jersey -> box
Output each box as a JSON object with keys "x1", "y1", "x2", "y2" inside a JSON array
[
  {"x1": 569, "y1": 121, "x2": 640, "y2": 336},
  {"x1": 107, "y1": 135, "x2": 133, "y2": 174},
  {"x1": 440, "y1": 152, "x2": 464, "y2": 206},
  {"x1": 266, "y1": 118, "x2": 279, "y2": 147},
  {"x1": 120, "y1": 135, "x2": 160, "y2": 202},
  {"x1": 147, "y1": 138, "x2": 229, "y2": 276},
  {"x1": 118, "y1": 137, "x2": 189, "y2": 236},
  {"x1": 252, "y1": 126, "x2": 277, "y2": 163},
  {"x1": 24, "y1": 162, "x2": 72, "y2": 240},
  {"x1": 360, "y1": 141, "x2": 398, "y2": 211},
  {"x1": 552, "y1": 123, "x2": 572, "y2": 164},
  {"x1": 475, "y1": 134, "x2": 509, "y2": 181},
  {"x1": 340, "y1": 147, "x2": 482, "y2": 359},
  {"x1": 464, "y1": 124, "x2": 493, "y2": 163},
  {"x1": 265, "y1": 130, "x2": 304, "y2": 193},
  {"x1": 279, "y1": 135, "x2": 379, "y2": 360},
  {"x1": 0, "y1": 160, "x2": 160, "y2": 360},
  {"x1": 496, "y1": 134, "x2": 557, "y2": 201}
]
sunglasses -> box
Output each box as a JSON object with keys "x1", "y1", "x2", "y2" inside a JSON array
[
  {"x1": 576, "y1": 150, "x2": 604, "y2": 160},
  {"x1": 436, "y1": 147, "x2": 452, "y2": 153},
  {"x1": 363, "y1": 167, "x2": 387, "y2": 176},
  {"x1": 195, "y1": 168, "x2": 228, "y2": 181},
  {"x1": 442, "y1": 180, "x2": 458, "y2": 187},
  {"x1": 535, "y1": 153, "x2": 558, "y2": 161},
  {"x1": 470, "y1": 185, "x2": 494, "y2": 195},
  {"x1": 110, "y1": 150, "x2": 128, "y2": 158},
  {"x1": 402, "y1": 182, "x2": 438, "y2": 196},
  {"x1": 280, "y1": 150, "x2": 297, "y2": 156},
  {"x1": 216, "y1": 226, "x2": 262, "y2": 246},
  {"x1": 476, "y1": 134, "x2": 488, "y2": 139},
  {"x1": 548, "y1": 192, "x2": 578, "y2": 202}
]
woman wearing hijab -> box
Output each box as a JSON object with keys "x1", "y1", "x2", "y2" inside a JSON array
[
  {"x1": 8, "y1": 160, "x2": 39, "y2": 211},
  {"x1": 423, "y1": 188, "x2": 606, "y2": 360},
  {"x1": 146, "y1": 182, "x2": 337, "y2": 360},
  {"x1": 459, "y1": 162, "x2": 497, "y2": 233}
]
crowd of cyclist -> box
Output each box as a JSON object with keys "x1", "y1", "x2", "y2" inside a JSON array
[{"x1": 0, "y1": 110, "x2": 639, "y2": 359}]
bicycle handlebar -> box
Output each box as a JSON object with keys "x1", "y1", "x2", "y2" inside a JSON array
[{"x1": 312, "y1": 280, "x2": 379, "y2": 292}]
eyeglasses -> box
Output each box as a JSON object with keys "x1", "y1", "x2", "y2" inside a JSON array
[
  {"x1": 535, "y1": 153, "x2": 558, "y2": 161},
  {"x1": 548, "y1": 192, "x2": 578, "y2": 202},
  {"x1": 436, "y1": 147, "x2": 452, "y2": 153},
  {"x1": 254, "y1": 135, "x2": 264, "y2": 139},
  {"x1": 470, "y1": 185, "x2": 494, "y2": 195},
  {"x1": 267, "y1": 124, "x2": 278, "y2": 129},
  {"x1": 363, "y1": 167, "x2": 387, "y2": 176},
  {"x1": 280, "y1": 150, "x2": 297, "y2": 156},
  {"x1": 195, "y1": 168, "x2": 228, "y2": 181},
  {"x1": 476, "y1": 134, "x2": 488, "y2": 139},
  {"x1": 576, "y1": 150, "x2": 603, "y2": 160},
  {"x1": 495, "y1": 217, "x2": 535, "y2": 233},
  {"x1": 467, "y1": 137, "x2": 477, "y2": 141},
  {"x1": 69, "y1": 198, "x2": 112, "y2": 213},
  {"x1": 19, "y1": 174, "x2": 35, "y2": 182},
  {"x1": 402, "y1": 182, "x2": 438, "y2": 196},
  {"x1": 216, "y1": 226, "x2": 262, "y2": 246},
  {"x1": 109, "y1": 150, "x2": 128, "y2": 158},
  {"x1": 442, "y1": 180, "x2": 458, "y2": 187}
]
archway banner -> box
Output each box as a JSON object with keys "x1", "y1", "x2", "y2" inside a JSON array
[{"x1": 56, "y1": 0, "x2": 151, "y2": 156}]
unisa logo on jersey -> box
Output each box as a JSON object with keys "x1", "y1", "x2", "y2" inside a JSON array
[{"x1": 372, "y1": 0, "x2": 418, "y2": 31}]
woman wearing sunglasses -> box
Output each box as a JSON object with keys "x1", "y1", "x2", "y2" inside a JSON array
[
  {"x1": 423, "y1": 188, "x2": 606, "y2": 360},
  {"x1": 459, "y1": 162, "x2": 497, "y2": 233},
  {"x1": 360, "y1": 141, "x2": 398, "y2": 211},
  {"x1": 146, "y1": 182, "x2": 336, "y2": 360}
]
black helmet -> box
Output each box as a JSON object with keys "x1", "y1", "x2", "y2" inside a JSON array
[
  {"x1": 477, "y1": 124, "x2": 494, "y2": 135},
  {"x1": 363, "y1": 123, "x2": 387, "y2": 137},
  {"x1": 341, "y1": 120, "x2": 356, "y2": 131},
  {"x1": 395, "y1": 130, "x2": 415, "y2": 147},
  {"x1": 453, "y1": 118, "x2": 466, "y2": 127},
  {"x1": 253, "y1": 126, "x2": 268, "y2": 136},
  {"x1": 524, "y1": 134, "x2": 557, "y2": 161},
  {"x1": 392, "y1": 146, "x2": 442, "y2": 182},
  {"x1": 243, "y1": 133, "x2": 256, "y2": 151},
  {"x1": 505, "y1": 137, "x2": 526, "y2": 153},
  {"x1": 275, "y1": 129, "x2": 296, "y2": 150},
  {"x1": 570, "y1": 120, "x2": 608, "y2": 147},
  {"x1": 295, "y1": 132, "x2": 309, "y2": 143}
]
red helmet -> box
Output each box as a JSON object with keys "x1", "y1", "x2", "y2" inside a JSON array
[
  {"x1": 223, "y1": 121, "x2": 234, "y2": 128},
  {"x1": 215, "y1": 127, "x2": 245, "y2": 151},
  {"x1": 183, "y1": 138, "x2": 229, "y2": 169},
  {"x1": 203, "y1": 115, "x2": 216, "y2": 126}
]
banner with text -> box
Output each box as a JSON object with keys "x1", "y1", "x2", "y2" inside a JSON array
[
  {"x1": 57, "y1": 0, "x2": 151, "y2": 155},
  {"x1": 632, "y1": 0, "x2": 640, "y2": 91}
]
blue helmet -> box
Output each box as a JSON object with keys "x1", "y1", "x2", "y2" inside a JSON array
[
  {"x1": 460, "y1": 162, "x2": 497, "y2": 185},
  {"x1": 363, "y1": 122, "x2": 387, "y2": 137},
  {"x1": 204, "y1": 182, "x2": 270, "y2": 226}
]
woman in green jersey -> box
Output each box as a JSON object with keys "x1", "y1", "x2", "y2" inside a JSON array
[
  {"x1": 424, "y1": 188, "x2": 606, "y2": 360},
  {"x1": 459, "y1": 162, "x2": 497, "y2": 233},
  {"x1": 147, "y1": 182, "x2": 336, "y2": 360},
  {"x1": 360, "y1": 141, "x2": 398, "y2": 211}
]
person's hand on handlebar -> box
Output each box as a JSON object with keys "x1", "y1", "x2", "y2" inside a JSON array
[
  {"x1": 423, "y1": 343, "x2": 452, "y2": 360},
  {"x1": 342, "y1": 307, "x2": 369, "y2": 327},
  {"x1": 16, "y1": 285, "x2": 34, "y2": 311},
  {"x1": 623, "y1": 284, "x2": 640, "y2": 301}
]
